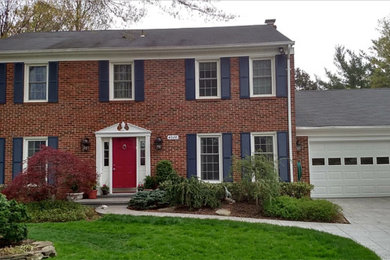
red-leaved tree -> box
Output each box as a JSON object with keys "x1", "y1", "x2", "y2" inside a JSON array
[{"x1": 2, "y1": 146, "x2": 96, "y2": 202}]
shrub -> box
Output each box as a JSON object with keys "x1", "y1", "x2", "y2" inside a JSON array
[
  {"x1": 128, "y1": 190, "x2": 169, "y2": 210},
  {"x1": 144, "y1": 176, "x2": 158, "y2": 189},
  {"x1": 25, "y1": 200, "x2": 96, "y2": 222},
  {"x1": 155, "y1": 160, "x2": 174, "y2": 184},
  {"x1": 280, "y1": 182, "x2": 314, "y2": 199},
  {"x1": 232, "y1": 155, "x2": 280, "y2": 210},
  {"x1": 264, "y1": 196, "x2": 341, "y2": 222},
  {"x1": 2, "y1": 146, "x2": 96, "y2": 202},
  {"x1": 161, "y1": 177, "x2": 222, "y2": 210},
  {"x1": 0, "y1": 194, "x2": 29, "y2": 246}
]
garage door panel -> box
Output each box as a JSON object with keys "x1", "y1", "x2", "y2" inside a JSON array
[{"x1": 310, "y1": 139, "x2": 390, "y2": 198}]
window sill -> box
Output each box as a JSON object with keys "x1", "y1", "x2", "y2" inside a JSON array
[
  {"x1": 195, "y1": 98, "x2": 222, "y2": 103},
  {"x1": 249, "y1": 96, "x2": 280, "y2": 101}
]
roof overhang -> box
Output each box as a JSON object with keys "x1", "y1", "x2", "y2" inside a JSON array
[
  {"x1": 297, "y1": 126, "x2": 390, "y2": 137},
  {"x1": 0, "y1": 41, "x2": 295, "y2": 62}
]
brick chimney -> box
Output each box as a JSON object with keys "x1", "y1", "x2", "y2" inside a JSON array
[{"x1": 265, "y1": 19, "x2": 276, "y2": 29}]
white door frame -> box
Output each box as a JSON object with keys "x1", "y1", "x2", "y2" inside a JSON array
[{"x1": 95, "y1": 122, "x2": 151, "y2": 194}]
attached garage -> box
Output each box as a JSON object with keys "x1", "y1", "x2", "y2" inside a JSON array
[
  {"x1": 309, "y1": 137, "x2": 390, "y2": 198},
  {"x1": 296, "y1": 89, "x2": 390, "y2": 198}
]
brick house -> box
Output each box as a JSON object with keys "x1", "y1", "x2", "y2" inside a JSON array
[{"x1": 0, "y1": 21, "x2": 297, "y2": 193}]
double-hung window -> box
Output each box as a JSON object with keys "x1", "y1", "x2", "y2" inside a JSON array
[
  {"x1": 197, "y1": 135, "x2": 222, "y2": 182},
  {"x1": 250, "y1": 58, "x2": 275, "y2": 96},
  {"x1": 196, "y1": 60, "x2": 220, "y2": 98},
  {"x1": 23, "y1": 137, "x2": 48, "y2": 168},
  {"x1": 252, "y1": 133, "x2": 277, "y2": 162},
  {"x1": 25, "y1": 64, "x2": 48, "y2": 102},
  {"x1": 110, "y1": 63, "x2": 133, "y2": 100}
]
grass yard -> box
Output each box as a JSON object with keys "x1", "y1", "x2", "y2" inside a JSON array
[{"x1": 27, "y1": 215, "x2": 379, "y2": 260}]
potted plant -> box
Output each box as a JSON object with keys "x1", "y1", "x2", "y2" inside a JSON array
[
  {"x1": 66, "y1": 183, "x2": 84, "y2": 201},
  {"x1": 88, "y1": 184, "x2": 98, "y2": 199},
  {"x1": 101, "y1": 184, "x2": 109, "y2": 195},
  {"x1": 137, "y1": 184, "x2": 144, "y2": 192}
]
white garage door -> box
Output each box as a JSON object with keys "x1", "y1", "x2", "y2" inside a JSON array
[{"x1": 310, "y1": 140, "x2": 390, "y2": 198}]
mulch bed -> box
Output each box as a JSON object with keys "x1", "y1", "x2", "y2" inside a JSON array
[{"x1": 139, "y1": 201, "x2": 349, "y2": 224}]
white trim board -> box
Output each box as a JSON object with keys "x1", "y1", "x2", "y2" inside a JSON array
[{"x1": 297, "y1": 126, "x2": 390, "y2": 137}]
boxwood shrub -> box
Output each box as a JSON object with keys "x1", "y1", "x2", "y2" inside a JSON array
[
  {"x1": 280, "y1": 182, "x2": 314, "y2": 199},
  {"x1": 264, "y1": 196, "x2": 341, "y2": 222}
]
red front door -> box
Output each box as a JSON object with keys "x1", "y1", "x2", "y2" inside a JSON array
[{"x1": 113, "y1": 137, "x2": 136, "y2": 188}]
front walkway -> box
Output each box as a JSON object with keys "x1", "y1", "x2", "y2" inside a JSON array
[{"x1": 96, "y1": 198, "x2": 390, "y2": 260}]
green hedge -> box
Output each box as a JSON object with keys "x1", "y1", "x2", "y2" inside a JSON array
[
  {"x1": 25, "y1": 200, "x2": 96, "y2": 222},
  {"x1": 280, "y1": 182, "x2": 314, "y2": 199},
  {"x1": 264, "y1": 196, "x2": 341, "y2": 222}
]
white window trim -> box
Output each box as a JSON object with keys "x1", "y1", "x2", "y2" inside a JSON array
[
  {"x1": 138, "y1": 137, "x2": 146, "y2": 167},
  {"x1": 109, "y1": 62, "x2": 135, "y2": 101},
  {"x1": 23, "y1": 137, "x2": 48, "y2": 169},
  {"x1": 251, "y1": 132, "x2": 278, "y2": 165},
  {"x1": 24, "y1": 64, "x2": 49, "y2": 103},
  {"x1": 196, "y1": 133, "x2": 223, "y2": 183},
  {"x1": 195, "y1": 59, "x2": 221, "y2": 99},
  {"x1": 249, "y1": 57, "x2": 276, "y2": 97}
]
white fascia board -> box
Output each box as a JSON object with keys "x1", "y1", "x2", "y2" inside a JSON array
[
  {"x1": 0, "y1": 43, "x2": 295, "y2": 63},
  {"x1": 297, "y1": 125, "x2": 390, "y2": 137}
]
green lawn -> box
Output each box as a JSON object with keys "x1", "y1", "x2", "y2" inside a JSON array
[{"x1": 27, "y1": 215, "x2": 379, "y2": 260}]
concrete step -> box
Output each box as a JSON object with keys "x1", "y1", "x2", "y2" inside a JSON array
[{"x1": 76, "y1": 193, "x2": 136, "y2": 207}]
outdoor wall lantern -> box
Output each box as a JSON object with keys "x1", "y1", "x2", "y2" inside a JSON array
[
  {"x1": 154, "y1": 137, "x2": 163, "y2": 150},
  {"x1": 296, "y1": 140, "x2": 302, "y2": 152},
  {"x1": 81, "y1": 137, "x2": 91, "y2": 152}
]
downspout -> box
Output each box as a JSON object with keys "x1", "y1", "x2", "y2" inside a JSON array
[{"x1": 287, "y1": 44, "x2": 294, "y2": 182}]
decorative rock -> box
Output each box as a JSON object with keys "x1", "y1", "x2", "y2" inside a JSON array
[
  {"x1": 215, "y1": 208, "x2": 231, "y2": 216},
  {"x1": 0, "y1": 241, "x2": 56, "y2": 260}
]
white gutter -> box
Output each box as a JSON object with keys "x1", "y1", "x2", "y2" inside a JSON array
[{"x1": 287, "y1": 44, "x2": 294, "y2": 182}]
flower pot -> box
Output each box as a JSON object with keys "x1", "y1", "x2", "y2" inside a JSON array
[
  {"x1": 66, "y1": 192, "x2": 84, "y2": 201},
  {"x1": 88, "y1": 190, "x2": 98, "y2": 199}
]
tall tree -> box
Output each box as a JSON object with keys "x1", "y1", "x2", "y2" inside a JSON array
[
  {"x1": 0, "y1": 0, "x2": 236, "y2": 38},
  {"x1": 295, "y1": 68, "x2": 321, "y2": 91},
  {"x1": 319, "y1": 45, "x2": 371, "y2": 89},
  {"x1": 370, "y1": 16, "x2": 390, "y2": 88}
]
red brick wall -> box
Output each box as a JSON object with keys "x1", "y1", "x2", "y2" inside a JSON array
[
  {"x1": 296, "y1": 136, "x2": 310, "y2": 183},
  {"x1": 0, "y1": 56, "x2": 296, "y2": 184}
]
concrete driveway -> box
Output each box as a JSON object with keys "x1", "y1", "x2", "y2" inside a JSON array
[
  {"x1": 97, "y1": 197, "x2": 390, "y2": 259},
  {"x1": 328, "y1": 198, "x2": 390, "y2": 260}
]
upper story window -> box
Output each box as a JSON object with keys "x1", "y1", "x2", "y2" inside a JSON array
[
  {"x1": 110, "y1": 63, "x2": 133, "y2": 100},
  {"x1": 250, "y1": 58, "x2": 275, "y2": 97},
  {"x1": 25, "y1": 64, "x2": 48, "y2": 102},
  {"x1": 251, "y1": 133, "x2": 277, "y2": 162},
  {"x1": 196, "y1": 60, "x2": 220, "y2": 99},
  {"x1": 197, "y1": 134, "x2": 222, "y2": 182}
]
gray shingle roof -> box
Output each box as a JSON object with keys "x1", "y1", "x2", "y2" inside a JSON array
[
  {"x1": 0, "y1": 25, "x2": 292, "y2": 52},
  {"x1": 296, "y1": 88, "x2": 390, "y2": 127}
]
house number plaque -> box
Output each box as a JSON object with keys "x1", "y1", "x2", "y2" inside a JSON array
[{"x1": 167, "y1": 135, "x2": 179, "y2": 140}]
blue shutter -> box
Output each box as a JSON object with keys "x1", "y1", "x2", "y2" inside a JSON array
[
  {"x1": 12, "y1": 138, "x2": 23, "y2": 179},
  {"x1": 239, "y1": 57, "x2": 249, "y2": 99},
  {"x1": 48, "y1": 136, "x2": 58, "y2": 149},
  {"x1": 48, "y1": 62, "x2": 58, "y2": 103},
  {"x1": 186, "y1": 134, "x2": 197, "y2": 178},
  {"x1": 0, "y1": 138, "x2": 4, "y2": 184},
  {"x1": 98, "y1": 60, "x2": 109, "y2": 102},
  {"x1": 0, "y1": 63, "x2": 6, "y2": 104},
  {"x1": 185, "y1": 59, "x2": 195, "y2": 100},
  {"x1": 240, "y1": 132, "x2": 251, "y2": 159},
  {"x1": 277, "y1": 131, "x2": 290, "y2": 182},
  {"x1": 221, "y1": 58, "x2": 231, "y2": 100},
  {"x1": 134, "y1": 60, "x2": 144, "y2": 101},
  {"x1": 222, "y1": 133, "x2": 232, "y2": 182},
  {"x1": 276, "y1": 54, "x2": 288, "y2": 97},
  {"x1": 14, "y1": 63, "x2": 24, "y2": 104}
]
